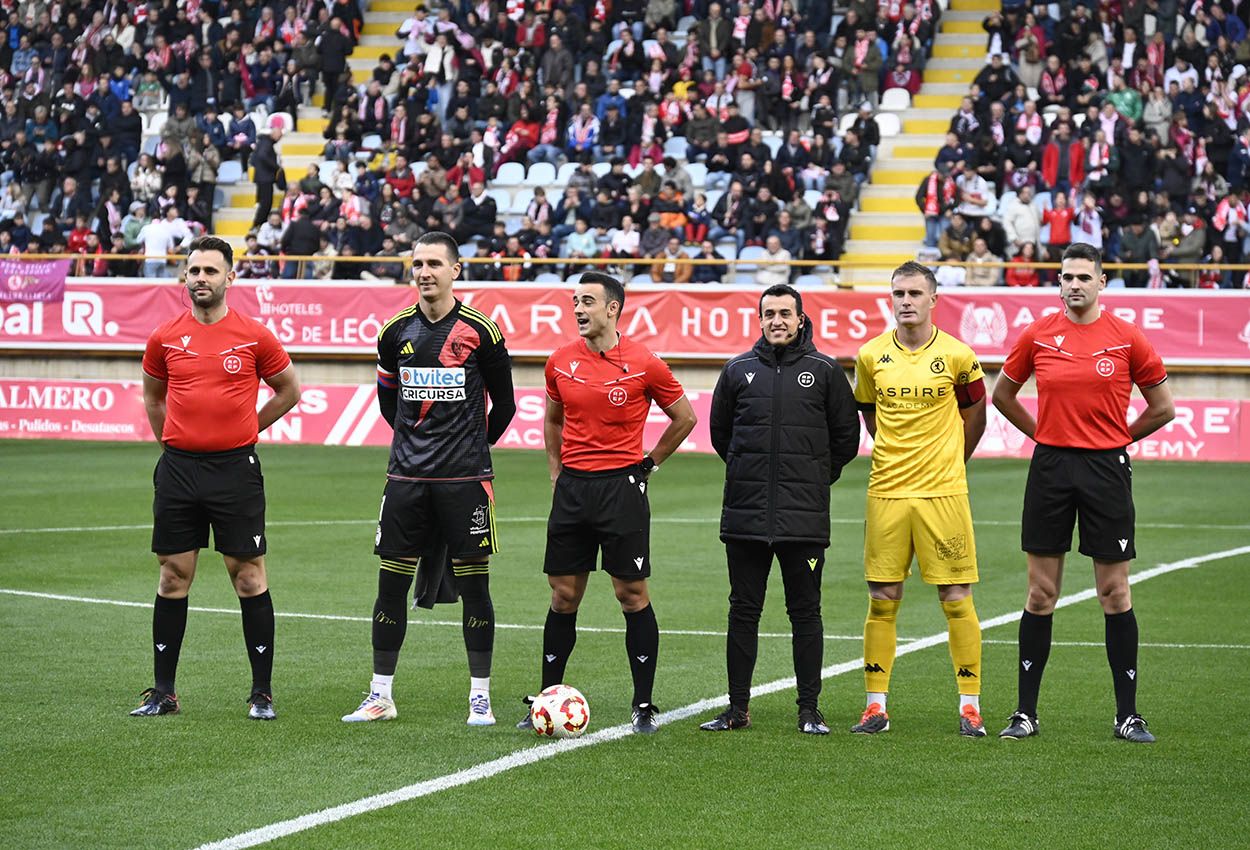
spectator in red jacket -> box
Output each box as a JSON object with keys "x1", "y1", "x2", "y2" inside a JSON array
[{"x1": 1041, "y1": 124, "x2": 1085, "y2": 195}]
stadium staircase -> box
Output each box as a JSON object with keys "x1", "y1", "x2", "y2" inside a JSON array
[
  {"x1": 841, "y1": 0, "x2": 994, "y2": 285},
  {"x1": 214, "y1": 0, "x2": 409, "y2": 250}
]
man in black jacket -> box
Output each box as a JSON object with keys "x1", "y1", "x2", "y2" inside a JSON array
[
  {"x1": 251, "y1": 126, "x2": 284, "y2": 228},
  {"x1": 700, "y1": 284, "x2": 860, "y2": 735}
]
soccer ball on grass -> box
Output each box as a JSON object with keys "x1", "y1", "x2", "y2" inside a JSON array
[{"x1": 530, "y1": 684, "x2": 590, "y2": 738}]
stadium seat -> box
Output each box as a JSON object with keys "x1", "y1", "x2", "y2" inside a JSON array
[
  {"x1": 1035, "y1": 191, "x2": 1053, "y2": 212},
  {"x1": 509, "y1": 188, "x2": 535, "y2": 215},
  {"x1": 458, "y1": 242, "x2": 478, "y2": 258},
  {"x1": 534, "y1": 272, "x2": 563, "y2": 283},
  {"x1": 876, "y1": 113, "x2": 901, "y2": 137},
  {"x1": 213, "y1": 188, "x2": 226, "y2": 208},
  {"x1": 794, "y1": 274, "x2": 826, "y2": 287},
  {"x1": 677, "y1": 15, "x2": 697, "y2": 31},
  {"x1": 685, "y1": 162, "x2": 708, "y2": 187},
  {"x1": 141, "y1": 135, "x2": 159, "y2": 156},
  {"x1": 592, "y1": 161, "x2": 612, "y2": 177},
  {"x1": 732, "y1": 270, "x2": 756, "y2": 284},
  {"x1": 736, "y1": 245, "x2": 766, "y2": 269},
  {"x1": 803, "y1": 189, "x2": 822, "y2": 208},
  {"x1": 488, "y1": 188, "x2": 513, "y2": 211},
  {"x1": 127, "y1": 160, "x2": 139, "y2": 181},
  {"x1": 525, "y1": 162, "x2": 556, "y2": 187},
  {"x1": 625, "y1": 163, "x2": 643, "y2": 178},
  {"x1": 359, "y1": 134, "x2": 384, "y2": 156},
  {"x1": 880, "y1": 88, "x2": 911, "y2": 111},
  {"x1": 839, "y1": 113, "x2": 857, "y2": 134},
  {"x1": 30, "y1": 212, "x2": 47, "y2": 234},
  {"x1": 1039, "y1": 222, "x2": 1051, "y2": 242},
  {"x1": 631, "y1": 272, "x2": 652, "y2": 283},
  {"x1": 1027, "y1": 87, "x2": 1040, "y2": 101},
  {"x1": 682, "y1": 244, "x2": 701, "y2": 257},
  {"x1": 318, "y1": 160, "x2": 339, "y2": 186},
  {"x1": 997, "y1": 190, "x2": 1018, "y2": 223},
  {"x1": 764, "y1": 136, "x2": 783, "y2": 157},
  {"x1": 704, "y1": 188, "x2": 723, "y2": 210},
  {"x1": 504, "y1": 216, "x2": 522, "y2": 235},
  {"x1": 714, "y1": 243, "x2": 736, "y2": 261},
  {"x1": 1073, "y1": 113, "x2": 1086, "y2": 128},
  {"x1": 148, "y1": 112, "x2": 167, "y2": 137},
  {"x1": 411, "y1": 161, "x2": 428, "y2": 177},
  {"x1": 494, "y1": 162, "x2": 525, "y2": 186},
  {"x1": 619, "y1": 86, "x2": 635, "y2": 100},
  {"x1": 1042, "y1": 111, "x2": 1058, "y2": 126},
  {"x1": 555, "y1": 162, "x2": 578, "y2": 184},
  {"x1": 604, "y1": 39, "x2": 622, "y2": 65},
  {"x1": 663, "y1": 137, "x2": 687, "y2": 159},
  {"x1": 217, "y1": 160, "x2": 243, "y2": 184}
]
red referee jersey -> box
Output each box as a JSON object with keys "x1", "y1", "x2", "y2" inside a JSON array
[
  {"x1": 142, "y1": 309, "x2": 292, "y2": 452},
  {"x1": 545, "y1": 335, "x2": 686, "y2": 471},
  {"x1": 1001, "y1": 310, "x2": 1167, "y2": 450}
]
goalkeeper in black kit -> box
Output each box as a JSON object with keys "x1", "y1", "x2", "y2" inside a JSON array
[{"x1": 342, "y1": 232, "x2": 517, "y2": 726}]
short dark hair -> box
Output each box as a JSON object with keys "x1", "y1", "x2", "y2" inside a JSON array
[
  {"x1": 187, "y1": 235, "x2": 233, "y2": 267},
  {"x1": 578, "y1": 270, "x2": 625, "y2": 310},
  {"x1": 1061, "y1": 242, "x2": 1103, "y2": 274},
  {"x1": 891, "y1": 260, "x2": 938, "y2": 292},
  {"x1": 758, "y1": 283, "x2": 802, "y2": 316},
  {"x1": 413, "y1": 230, "x2": 461, "y2": 264}
]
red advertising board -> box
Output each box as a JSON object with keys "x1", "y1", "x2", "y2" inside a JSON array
[
  {"x1": 2, "y1": 281, "x2": 1249, "y2": 364},
  {"x1": 2, "y1": 379, "x2": 1246, "y2": 462}
]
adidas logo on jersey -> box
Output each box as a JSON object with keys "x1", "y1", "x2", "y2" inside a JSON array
[
  {"x1": 957, "y1": 667, "x2": 977, "y2": 678},
  {"x1": 399, "y1": 341, "x2": 414, "y2": 355},
  {"x1": 864, "y1": 662, "x2": 885, "y2": 673},
  {"x1": 745, "y1": 372, "x2": 755, "y2": 384},
  {"x1": 878, "y1": 354, "x2": 892, "y2": 364}
]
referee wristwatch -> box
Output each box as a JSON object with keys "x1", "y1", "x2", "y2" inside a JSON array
[{"x1": 640, "y1": 455, "x2": 658, "y2": 475}]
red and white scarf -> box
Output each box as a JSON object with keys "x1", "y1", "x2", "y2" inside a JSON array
[
  {"x1": 923, "y1": 172, "x2": 955, "y2": 217},
  {"x1": 854, "y1": 37, "x2": 870, "y2": 69},
  {"x1": 540, "y1": 109, "x2": 559, "y2": 145},
  {"x1": 1040, "y1": 67, "x2": 1066, "y2": 96}
]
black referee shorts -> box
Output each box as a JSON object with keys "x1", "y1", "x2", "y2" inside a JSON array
[
  {"x1": 152, "y1": 445, "x2": 266, "y2": 558},
  {"x1": 544, "y1": 465, "x2": 651, "y2": 579},
  {"x1": 1021, "y1": 443, "x2": 1136, "y2": 561}
]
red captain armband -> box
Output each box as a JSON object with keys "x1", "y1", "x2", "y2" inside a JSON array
[{"x1": 955, "y1": 377, "x2": 986, "y2": 408}]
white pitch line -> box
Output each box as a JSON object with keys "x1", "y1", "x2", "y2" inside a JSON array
[
  {"x1": 0, "y1": 589, "x2": 868, "y2": 642},
  {"x1": 189, "y1": 544, "x2": 1250, "y2": 850},
  {"x1": 981, "y1": 639, "x2": 1250, "y2": 650},
  {"x1": 2, "y1": 517, "x2": 1247, "y2": 535}
]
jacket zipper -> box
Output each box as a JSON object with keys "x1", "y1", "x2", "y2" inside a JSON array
[{"x1": 767, "y1": 358, "x2": 784, "y2": 543}]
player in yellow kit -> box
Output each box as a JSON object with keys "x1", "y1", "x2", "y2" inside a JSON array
[{"x1": 851, "y1": 261, "x2": 988, "y2": 737}]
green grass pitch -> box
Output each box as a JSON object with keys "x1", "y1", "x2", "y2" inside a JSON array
[{"x1": 1, "y1": 441, "x2": 1248, "y2": 849}]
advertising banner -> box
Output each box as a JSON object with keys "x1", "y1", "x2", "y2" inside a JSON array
[
  {"x1": 2, "y1": 281, "x2": 1248, "y2": 364},
  {"x1": 0, "y1": 258, "x2": 71, "y2": 304},
  {"x1": 2, "y1": 379, "x2": 1245, "y2": 462}
]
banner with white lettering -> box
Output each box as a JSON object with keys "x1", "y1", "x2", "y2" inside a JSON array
[
  {"x1": 1, "y1": 379, "x2": 1245, "y2": 463},
  {"x1": 2, "y1": 282, "x2": 1248, "y2": 364}
]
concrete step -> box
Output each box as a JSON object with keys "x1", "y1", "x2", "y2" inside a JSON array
[
  {"x1": 859, "y1": 194, "x2": 919, "y2": 213},
  {"x1": 950, "y1": 0, "x2": 999, "y2": 10},
  {"x1": 941, "y1": 10, "x2": 991, "y2": 22},
  {"x1": 888, "y1": 143, "x2": 940, "y2": 159},
  {"x1": 850, "y1": 221, "x2": 925, "y2": 241},
  {"x1": 904, "y1": 118, "x2": 952, "y2": 134},
  {"x1": 917, "y1": 82, "x2": 975, "y2": 96},
  {"x1": 933, "y1": 42, "x2": 991, "y2": 60},
  {"x1": 926, "y1": 57, "x2": 988, "y2": 70},
  {"x1": 362, "y1": 21, "x2": 405, "y2": 35},
  {"x1": 869, "y1": 168, "x2": 930, "y2": 185},
  {"x1": 913, "y1": 93, "x2": 964, "y2": 108},
  {"x1": 371, "y1": 0, "x2": 415, "y2": 10},
  {"x1": 941, "y1": 20, "x2": 987, "y2": 34}
]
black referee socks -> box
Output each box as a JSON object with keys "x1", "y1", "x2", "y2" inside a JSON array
[
  {"x1": 152, "y1": 594, "x2": 188, "y2": 694},
  {"x1": 1105, "y1": 609, "x2": 1140, "y2": 723},
  {"x1": 239, "y1": 590, "x2": 274, "y2": 694},
  {"x1": 1017, "y1": 609, "x2": 1053, "y2": 717},
  {"x1": 542, "y1": 609, "x2": 578, "y2": 690},
  {"x1": 624, "y1": 604, "x2": 659, "y2": 708}
]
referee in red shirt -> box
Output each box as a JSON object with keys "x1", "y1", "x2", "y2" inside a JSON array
[
  {"x1": 132, "y1": 236, "x2": 301, "y2": 720},
  {"x1": 519, "y1": 271, "x2": 697, "y2": 734},
  {"x1": 993, "y1": 243, "x2": 1174, "y2": 743}
]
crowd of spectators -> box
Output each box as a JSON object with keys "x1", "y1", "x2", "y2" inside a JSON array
[
  {"x1": 917, "y1": 0, "x2": 1250, "y2": 288},
  {"x1": 0, "y1": 0, "x2": 948, "y2": 284}
]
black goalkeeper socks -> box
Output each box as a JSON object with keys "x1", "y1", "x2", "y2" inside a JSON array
[
  {"x1": 152, "y1": 594, "x2": 188, "y2": 694},
  {"x1": 372, "y1": 568, "x2": 413, "y2": 676},
  {"x1": 457, "y1": 573, "x2": 495, "y2": 678},
  {"x1": 239, "y1": 590, "x2": 274, "y2": 693}
]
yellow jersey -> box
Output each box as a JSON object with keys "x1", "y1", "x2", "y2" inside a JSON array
[{"x1": 854, "y1": 327, "x2": 984, "y2": 498}]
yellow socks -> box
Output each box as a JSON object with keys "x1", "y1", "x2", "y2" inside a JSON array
[
  {"x1": 942, "y1": 595, "x2": 982, "y2": 695},
  {"x1": 864, "y1": 597, "x2": 901, "y2": 695}
]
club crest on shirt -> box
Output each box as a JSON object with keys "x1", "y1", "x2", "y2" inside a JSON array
[{"x1": 930, "y1": 357, "x2": 945, "y2": 373}]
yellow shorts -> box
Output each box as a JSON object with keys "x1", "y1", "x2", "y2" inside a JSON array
[{"x1": 864, "y1": 494, "x2": 978, "y2": 585}]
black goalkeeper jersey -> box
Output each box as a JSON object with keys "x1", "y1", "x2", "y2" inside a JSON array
[{"x1": 376, "y1": 299, "x2": 516, "y2": 481}]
